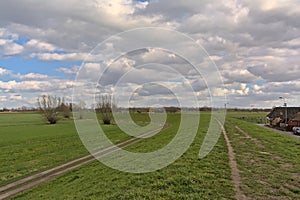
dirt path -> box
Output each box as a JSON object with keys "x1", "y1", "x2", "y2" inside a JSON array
[
  {"x1": 217, "y1": 121, "x2": 246, "y2": 200},
  {"x1": 0, "y1": 129, "x2": 160, "y2": 200}
]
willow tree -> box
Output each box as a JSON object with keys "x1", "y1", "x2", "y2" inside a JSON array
[
  {"x1": 96, "y1": 95, "x2": 115, "y2": 124},
  {"x1": 37, "y1": 95, "x2": 61, "y2": 124}
]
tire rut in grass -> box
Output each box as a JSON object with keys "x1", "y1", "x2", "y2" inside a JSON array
[
  {"x1": 235, "y1": 126, "x2": 264, "y2": 148},
  {"x1": 0, "y1": 128, "x2": 164, "y2": 200}
]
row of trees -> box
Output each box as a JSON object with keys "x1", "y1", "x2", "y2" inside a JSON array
[
  {"x1": 38, "y1": 95, "x2": 113, "y2": 125},
  {"x1": 37, "y1": 95, "x2": 72, "y2": 124}
]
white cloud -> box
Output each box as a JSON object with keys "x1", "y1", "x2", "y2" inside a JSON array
[
  {"x1": 0, "y1": 80, "x2": 48, "y2": 92},
  {"x1": 10, "y1": 94, "x2": 22, "y2": 100},
  {"x1": 14, "y1": 73, "x2": 50, "y2": 80},
  {"x1": 56, "y1": 66, "x2": 80, "y2": 76},
  {"x1": 0, "y1": 67, "x2": 11, "y2": 76},
  {"x1": 0, "y1": 29, "x2": 24, "y2": 55},
  {"x1": 0, "y1": 28, "x2": 18, "y2": 40},
  {"x1": 0, "y1": 39, "x2": 24, "y2": 55},
  {"x1": 223, "y1": 69, "x2": 257, "y2": 84},
  {"x1": 0, "y1": 79, "x2": 76, "y2": 93},
  {"x1": 0, "y1": 95, "x2": 7, "y2": 102},
  {"x1": 0, "y1": 0, "x2": 299, "y2": 108},
  {"x1": 284, "y1": 38, "x2": 300, "y2": 48},
  {"x1": 31, "y1": 52, "x2": 103, "y2": 62},
  {"x1": 253, "y1": 84, "x2": 262, "y2": 93},
  {"x1": 25, "y1": 39, "x2": 56, "y2": 51}
]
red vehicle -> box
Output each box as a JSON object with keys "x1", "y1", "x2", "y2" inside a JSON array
[{"x1": 288, "y1": 120, "x2": 300, "y2": 127}]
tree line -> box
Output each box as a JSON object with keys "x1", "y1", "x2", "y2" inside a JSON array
[
  {"x1": 37, "y1": 95, "x2": 114, "y2": 125},
  {"x1": 3, "y1": 95, "x2": 272, "y2": 125}
]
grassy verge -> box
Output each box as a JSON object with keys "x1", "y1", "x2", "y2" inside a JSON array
[
  {"x1": 225, "y1": 116, "x2": 300, "y2": 199},
  {"x1": 226, "y1": 111, "x2": 268, "y2": 124}
]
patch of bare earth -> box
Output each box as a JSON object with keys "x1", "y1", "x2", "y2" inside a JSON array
[{"x1": 219, "y1": 123, "x2": 246, "y2": 199}]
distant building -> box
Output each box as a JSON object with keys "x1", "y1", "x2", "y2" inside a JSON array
[
  {"x1": 288, "y1": 112, "x2": 300, "y2": 128},
  {"x1": 266, "y1": 107, "x2": 300, "y2": 128}
]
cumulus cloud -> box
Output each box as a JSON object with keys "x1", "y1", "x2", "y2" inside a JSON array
[
  {"x1": 0, "y1": 28, "x2": 24, "y2": 56},
  {"x1": 9, "y1": 94, "x2": 22, "y2": 100},
  {"x1": 0, "y1": 0, "x2": 299, "y2": 108},
  {"x1": 13, "y1": 73, "x2": 50, "y2": 80},
  {"x1": 0, "y1": 0, "x2": 172, "y2": 51},
  {"x1": 25, "y1": 39, "x2": 56, "y2": 52},
  {"x1": 0, "y1": 39, "x2": 24, "y2": 56},
  {"x1": 56, "y1": 66, "x2": 80, "y2": 76},
  {"x1": 30, "y1": 52, "x2": 103, "y2": 62},
  {"x1": 0, "y1": 67, "x2": 11, "y2": 76},
  {"x1": 223, "y1": 69, "x2": 257, "y2": 84}
]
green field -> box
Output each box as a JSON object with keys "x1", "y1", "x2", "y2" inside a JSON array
[
  {"x1": 225, "y1": 117, "x2": 300, "y2": 199},
  {"x1": 0, "y1": 111, "x2": 299, "y2": 199},
  {"x1": 0, "y1": 113, "x2": 130, "y2": 186}
]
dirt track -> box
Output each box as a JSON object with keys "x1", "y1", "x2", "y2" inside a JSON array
[
  {"x1": 217, "y1": 120, "x2": 246, "y2": 200},
  {"x1": 0, "y1": 131, "x2": 154, "y2": 199}
]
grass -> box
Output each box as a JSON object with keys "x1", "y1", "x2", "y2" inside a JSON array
[
  {"x1": 0, "y1": 112, "x2": 43, "y2": 126},
  {"x1": 10, "y1": 112, "x2": 236, "y2": 199},
  {"x1": 0, "y1": 113, "x2": 131, "y2": 186},
  {"x1": 225, "y1": 116, "x2": 300, "y2": 199},
  {"x1": 226, "y1": 111, "x2": 268, "y2": 124},
  {"x1": 2, "y1": 111, "x2": 299, "y2": 199}
]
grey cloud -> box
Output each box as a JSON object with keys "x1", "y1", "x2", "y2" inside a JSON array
[
  {"x1": 56, "y1": 66, "x2": 80, "y2": 76},
  {"x1": 247, "y1": 64, "x2": 300, "y2": 82},
  {"x1": 136, "y1": 0, "x2": 212, "y2": 20},
  {"x1": 223, "y1": 69, "x2": 257, "y2": 84},
  {"x1": 134, "y1": 83, "x2": 174, "y2": 97},
  {"x1": 0, "y1": 0, "x2": 300, "y2": 108}
]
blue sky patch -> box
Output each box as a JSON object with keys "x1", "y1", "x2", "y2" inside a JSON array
[
  {"x1": 14, "y1": 36, "x2": 30, "y2": 45},
  {"x1": 0, "y1": 56, "x2": 80, "y2": 80}
]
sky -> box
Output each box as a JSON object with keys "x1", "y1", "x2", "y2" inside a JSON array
[{"x1": 0, "y1": 0, "x2": 299, "y2": 109}]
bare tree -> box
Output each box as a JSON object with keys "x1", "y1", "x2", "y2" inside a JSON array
[
  {"x1": 37, "y1": 95, "x2": 61, "y2": 124},
  {"x1": 77, "y1": 100, "x2": 86, "y2": 119},
  {"x1": 71, "y1": 100, "x2": 86, "y2": 119},
  {"x1": 96, "y1": 95, "x2": 115, "y2": 124},
  {"x1": 58, "y1": 98, "x2": 71, "y2": 119}
]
